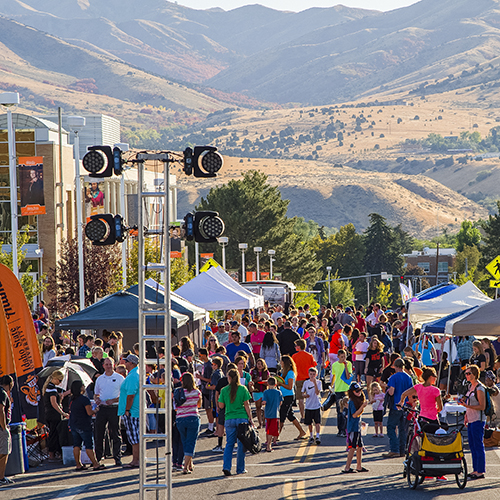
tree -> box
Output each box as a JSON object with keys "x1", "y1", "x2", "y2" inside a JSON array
[
  {"x1": 171, "y1": 257, "x2": 194, "y2": 291},
  {"x1": 293, "y1": 291, "x2": 319, "y2": 315},
  {"x1": 374, "y1": 282, "x2": 393, "y2": 307},
  {"x1": 127, "y1": 238, "x2": 161, "y2": 286},
  {"x1": 46, "y1": 238, "x2": 122, "y2": 317},
  {"x1": 454, "y1": 245, "x2": 481, "y2": 274},
  {"x1": 393, "y1": 224, "x2": 414, "y2": 255},
  {"x1": 320, "y1": 273, "x2": 355, "y2": 308},
  {"x1": 363, "y1": 213, "x2": 404, "y2": 276},
  {"x1": 0, "y1": 228, "x2": 47, "y2": 308},
  {"x1": 455, "y1": 220, "x2": 481, "y2": 252},
  {"x1": 195, "y1": 171, "x2": 321, "y2": 286},
  {"x1": 480, "y1": 201, "x2": 500, "y2": 267}
]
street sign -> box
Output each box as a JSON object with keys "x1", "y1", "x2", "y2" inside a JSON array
[
  {"x1": 199, "y1": 258, "x2": 220, "y2": 273},
  {"x1": 490, "y1": 280, "x2": 500, "y2": 288},
  {"x1": 386, "y1": 275, "x2": 393, "y2": 282},
  {"x1": 486, "y1": 255, "x2": 500, "y2": 279}
]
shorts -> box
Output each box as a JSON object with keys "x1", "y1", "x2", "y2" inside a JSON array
[
  {"x1": 347, "y1": 431, "x2": 363, "y2": 449},
  {"x1": 280, "y1": 395, "x2": 296, "y2": 423},
  {"x1": 71, "y1": 428, "x2": 94, "y2": 451},
  {"x1": 217, "y1": 407, "x2": 226, "y2": 426},
  {"x1": 122, "y1": 414, "x2": 140, "y2": 445},
  {"x1": 202, "y1": 393, "x2": 212, "y2": 410},
  {"x1": 366, "y1": 368, "x2": 380, "y2": 378},
  {"x1": 253, "y1": 392, "x2": 264, "y2": 401},
  {"x1": 0, "y1": 427, "x2": 11, "y2": 455},
  {"x1": 373, "y1": 410, "x2": 384, "y2": 423},
  {"x1": 266, "y1": 418, "x2": 279, "y2": 437},
  {"x1": 295, "y1": 380, "x2": 305, "y2": 400},
  {"x1": 304, "y1": 408, "x2": 321, "y2": 425},
  {"x1": 354, "y1": 361, "x2": 365, "y2": 376}
]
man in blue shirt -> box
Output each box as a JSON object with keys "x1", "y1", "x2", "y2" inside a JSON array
[
  {"x1": 118, "y1": 354, "x2": 140, "y2": 468},
  {"x1": 225, "y1": 331, "x2": 255, "y2": 367},
  {"x1": 383, "y1": 358, "x2": 413, "y2": 458}
]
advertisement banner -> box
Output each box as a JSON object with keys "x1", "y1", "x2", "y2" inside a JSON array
[
  {"x1": 260, "y1": 272, "x2": 270, "y2": 280},
  {"x1": 0, "y1": 263, "x2": 42, "y2": 421},
  {"x1": 246, "y1": 271, "x2": 257, "y2": 282},
  {"x1": 84, "y1": 177, "x2": 105, "y2": 222},
  {"x1": 19, "y1": 156, "x2": 46, "y2": 216}
]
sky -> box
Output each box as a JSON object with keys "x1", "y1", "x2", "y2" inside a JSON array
[{"x1": 175, "y1": 0, "x2": 419, "y2": 12}]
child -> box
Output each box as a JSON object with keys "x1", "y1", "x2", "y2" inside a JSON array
[
  {"x1": 369, "y1": 382, "x2": 385, "y2": 437},
  {"x1": 302, "y1": 367, "x2": 322, "y2": 444},
  {"x1": 338, "y1": 397, "x2": 349, "y2": 435},
  {"x1": 342, "y1": 382, "x2": 368, "y2": 474},
  {"x1": 261, "y1": 377, "x2": 283, "y2": 452}
]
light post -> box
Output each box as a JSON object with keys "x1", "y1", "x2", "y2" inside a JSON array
[
  {"x1": 1, "y1": 92, "x2": 20, "y2": 278},
  {"x1": 67, "y1": 116, "x2": 86, "y2": 311},
  {"x1": 268, "y1": 249, "x2": 275, "y2": 280},
  {"x1": 218, "y1": 236, "x2": 228, "y2": 270},
  {"x1": 115, "y1": 142, "x2": 129, "y2": 289},
  {"x1": 239, "y1": 243, "x2": 248, "y2": 281},
  {"x1": 326, "y1": 266, "x2": 332, "y2": 304},
  {"x1": 254, "y1": 246, "x2": 262, "y2": 279}
]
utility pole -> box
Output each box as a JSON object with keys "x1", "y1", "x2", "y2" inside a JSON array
[{"x1": 435, "y1": 243, "x2": 440, "y2": 286}]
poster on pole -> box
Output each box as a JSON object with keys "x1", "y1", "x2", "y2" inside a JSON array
[
  {"x1": 84, "y1": 177, "x2": 106, "y2": 221},
  {"x1": 19, "y1": 156, "x2": 46, "y2": 216}
]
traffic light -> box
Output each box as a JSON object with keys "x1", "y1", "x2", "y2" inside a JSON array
[
  {"x1": 183, "y1": 146, "x2": 223, "y2": 178},
  {"x1": 85, "y1": 214, "x2": 127, "y2": 246},
  {"x1": 183, "y1": 211, "x2": 225, "y2": 243},
  {"x1": 82, "y1": 146, "x2": 125, "y2": 177},
  {"x1": 400, "y1": 275, "x2": 405, "y2": 282}
]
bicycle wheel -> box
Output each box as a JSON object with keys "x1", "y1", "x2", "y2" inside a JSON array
[
  {"x1": 403, "y1": 430, "x2": 415, "y2": 478},
  {"x1": 407, "y1": 455, "x2": 421, "y2": 490},
  {"x1": 456, "y1": 457, "x2": 467, "y2": 489}
]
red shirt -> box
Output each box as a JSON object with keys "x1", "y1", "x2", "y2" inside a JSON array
[
  {"x1": 292, "y1": 350, "x2": 316, "y2": 381},
  {"x1": 329, "y1": 331, "x2": 344, "y2": 354},
  {"x1": 354, "y1": 317, "x2": 366, "y2": 333}
]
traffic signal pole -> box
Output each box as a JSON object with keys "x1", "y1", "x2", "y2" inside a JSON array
[
  {"x1": 136, "y1": 153, "x2": 172, "y2": 500},
  {"x1": 74, "y1": 130, "x2": 85, "y2": 311}
]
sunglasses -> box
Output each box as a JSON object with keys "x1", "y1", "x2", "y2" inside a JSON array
[{"x1": 465, "y1": 372, "x2": 472, "y2": 376}]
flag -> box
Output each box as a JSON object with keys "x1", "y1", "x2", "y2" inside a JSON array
[
  {"x1": 0, "y1": 263, "x2": 42, "y2": 421},
  {"x1": 399, "y1": 283, "x2": 410, "y2": 303},
  {"x1": 407, "y1": 280, "x2": 413, "y2": 299}
]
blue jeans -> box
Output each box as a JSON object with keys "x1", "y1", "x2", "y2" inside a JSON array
[
  {"x1": 176, "y1": 416, "x2": 200, "y2": 457},
  {"x1": 468, "y1": 420, "x2": 485, "y2": 474},
  {"x1": 223, "y1": 418, "x2": 248, "y2": 474},
  {"x1": 387, "y1": 408, "x2": 407, "y2": 454}
]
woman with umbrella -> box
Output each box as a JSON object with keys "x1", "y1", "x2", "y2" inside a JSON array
[{"x1": 42, "y1": 370, "x2": 70, "y2": 462}]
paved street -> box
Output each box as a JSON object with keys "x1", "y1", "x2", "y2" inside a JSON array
[{"x1": 2, "y1": 404, "x2": 500, "y2": 500}]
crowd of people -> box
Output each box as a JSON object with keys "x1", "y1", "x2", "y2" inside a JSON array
[{"x1": 0, "y1": 299, "x2": 498, "y2": 486}]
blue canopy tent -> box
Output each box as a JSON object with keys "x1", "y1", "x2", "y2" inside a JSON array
[
  {"x1": 421, "y1": 306, "x2": 479, "y2": 334},
  {"x1": 55, "y1": 291, "x2": 189, "y2": 350}
]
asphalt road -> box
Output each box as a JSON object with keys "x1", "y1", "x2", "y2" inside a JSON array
[{"x1": 3, "y1": 403, "x2": 500, "y2": 500}]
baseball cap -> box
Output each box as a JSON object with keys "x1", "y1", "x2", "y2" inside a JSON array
[
  {"x1": 126, "y1": 354, "x2": 139, "y2": 364},
  {"x1": 333, "y1": 323, "x2": 343, "y2": 332},
  {"x1": 230, "y1": 321, "x2": 239, "y2": 327},
  {"x1": 345, "y1": 307, "x2": 352, "y2": 313},
  {"x1": 350, "y1": 382, "x2": 362, "y2": 391}
]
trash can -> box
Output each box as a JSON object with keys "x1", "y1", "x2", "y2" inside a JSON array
[{"x1": 5, "y1": 423, "x2": 26, "y2": 476}]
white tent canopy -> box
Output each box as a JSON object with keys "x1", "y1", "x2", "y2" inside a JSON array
[
  {"x1": 445, "y1": 299, "x2": 500, "y2": 337},
  {"x1": 175, "y1": 266, "x2": 264, "y2": 311},
  {"x1": 409, "y1": 281, "x2": 493, "y2": 327}
]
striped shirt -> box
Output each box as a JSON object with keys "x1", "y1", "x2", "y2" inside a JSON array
[{"x1": 175, "y1": 389, "x2": 201, "y2": 419}]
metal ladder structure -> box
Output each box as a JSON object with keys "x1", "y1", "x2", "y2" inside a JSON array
[{"x1": 136, "y1": 153, "x2": 172, "y2": 500}]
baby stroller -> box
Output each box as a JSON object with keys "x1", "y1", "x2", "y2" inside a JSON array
[{"x1": 406, "y1": 425, "x2": 467, "y2": 489}]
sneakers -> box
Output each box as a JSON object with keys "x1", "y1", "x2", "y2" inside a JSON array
[
  {"x1": 436, "y1": 476, "x2": 448, "y2": 481},
  {"x1": 315, "y1": 437, "x2": 321, "y2": 445},
  {"x1": 382, "y1": 452, "x2": 400, "y2": 458},
  {"x1": 0, "y1": 477, "x2": 14, "y2": 486},
  {"x1": 212, "y1": 445, "x2": 224, "y2": 453},
  {"x1": 222, "y1": 469, "x2": 232, "y2": 477},
  {"x1": 200, "y1": 429, "x2": 216, "y2": 437},
  {"x1": 172, "y1": 463, "x2": 183, "y2": 471},
  {"x1": 308, "y1": 436, "x2": 315, "y2": 444},
  {"x1": 337, "y1": 431, "x2": 346, "y2": 438}
]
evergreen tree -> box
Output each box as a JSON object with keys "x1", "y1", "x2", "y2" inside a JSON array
[
  {"x1": 393, "y1": 224, "x2": 414, "y2": 254},
  {"x1": 455, "y1": 220, "x2": 481, "y2": 252},
  {"x1": 480, "y1": 201, "x2": 500, "y2": 267},
  {"x1": 363, "y1": 213, "x2": 404, "y2": 279},
  {"x1": 195, "y1": 171, "x2": 321, "y2": 286}
]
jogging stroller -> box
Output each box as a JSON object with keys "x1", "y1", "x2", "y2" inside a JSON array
[{"x1": 406, "y1": 426, "x2": 467, "y2": 490}]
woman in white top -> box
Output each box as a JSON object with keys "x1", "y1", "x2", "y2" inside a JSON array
[
  {"x1": 260, "y1": 331, "x2": 281, "y2": 373},
  {"x1": 42, "y1": 336, "x2": 56, "y2": 367}
]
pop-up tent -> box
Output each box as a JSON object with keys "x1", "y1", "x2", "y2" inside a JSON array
[
  {"x1": 55, "y1": 291, "x2": 189, "y2": 349},
  {"x1": 128, "y1": 281, "x2": 207, "y2": 346},
  {"x1": 413, "y1": 283, "x2": 458, "y2": 301},
  {"x1": 409, "y1": 281, "x2": 492, "y2": 326},
  {"x1": 445, "y1": 299, "x2": 500, "y2": 337},
  {"x1": 421, "y1": 306, "x2": 478, "y2": 334},
  {"x1": 175, "y1": 266, "x2": 264, "y2": 311}
]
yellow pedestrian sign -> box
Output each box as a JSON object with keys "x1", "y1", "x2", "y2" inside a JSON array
[
  {"x1": 490, "y1": 280, "x2": 500, "y2": 289},
  {"x1": 486, "y1": 255, "x2": 500, "y2": 279},
  {"x1": 200, "y1": 258, "x2": 220, "y2": 273}
]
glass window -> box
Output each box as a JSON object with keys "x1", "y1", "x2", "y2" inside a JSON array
[
  {"x1": 438, "y1": 262, "x2": 448, "y2": 273},
  {"x1": 417, "y1": 262, "x2": 430, "y2": 273}
]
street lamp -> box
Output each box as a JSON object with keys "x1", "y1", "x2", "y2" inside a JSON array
[
  {"x1": 239, "y1": 243, "x2": 248, "y2": 282},
  {"x1": 67, "y1": 116, "x2": 86, "y2": 310},
  {"x1": 218, "y1": 236, "x2": 228, "y2": 270},
  {"x1": 326, "y1": 266, "x2": 332, "y2": 304},
  {"x1": 268, "y1": 249, "x2": 275, "y2": 280},
  {"x1": 254, "y1": 247, "x2": 262, "y2": 279},
  {"x1": 1, "y1": 92, "x2": 20, "y2": 279}
]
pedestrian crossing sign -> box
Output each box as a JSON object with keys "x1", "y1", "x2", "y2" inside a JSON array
[
  {"x1": 200, "y1": 258, "x2": 220, "y2": 273},
  {"x1": 490, "y1": 280, "x2": 500, "y2": 288},
  {"x1": 486, "y1": 255, "x2": 500, "y2": 279}
]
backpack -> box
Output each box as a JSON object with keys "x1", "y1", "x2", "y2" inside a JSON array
[
  {"x1": 173, "y1": 387, "x2": 187, "y2": 407},
  {"x1": 474, "y1": 384, "x2": 494, "y2": 418},
  {"x1": 237, "y1": 421, "x2": 261, "y2": 454}
]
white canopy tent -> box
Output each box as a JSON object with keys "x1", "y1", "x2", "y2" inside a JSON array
[
  {"x1": 175, "y1": 266, "x2": 264, "y2": 311},
  {"x1": 409, "y1": 281, "x2": 493, "y2": 327},
  {"x1": 445, "y1": 299, "x2": 500, "y2": 337}
]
